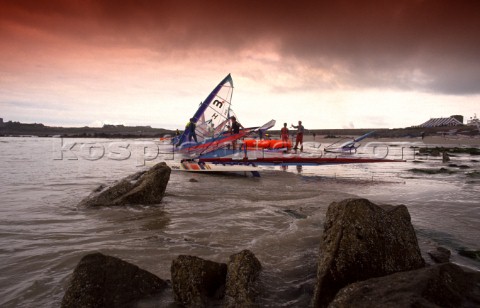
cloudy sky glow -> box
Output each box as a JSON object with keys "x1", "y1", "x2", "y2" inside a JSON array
[{"x1": 1, "y1": 0, "x2": 479, "y2": 129}]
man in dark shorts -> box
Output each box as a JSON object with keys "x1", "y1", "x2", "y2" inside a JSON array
[{"x1": 291, "y1": 120, "x2": 304, "y2": 152}]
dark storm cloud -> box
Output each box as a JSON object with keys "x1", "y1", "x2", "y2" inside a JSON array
[{"x1": 2, "y1": 0, "x2": 480, "y2": 94}]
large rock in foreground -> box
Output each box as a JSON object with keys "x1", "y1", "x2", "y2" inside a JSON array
[
  {"x1": 225, "y1": 249, "x2": 262, "y2": 307},
  {"x1": 79, "y1": 162, "x2": 170, "y2": 207},
  {"x1": 330, "y1": 262, "x2": 480, "y2": 307},
  {"x1": 171, "y1": 255, "x2": 227, "y2": 307},
  {"x1": 61, "y1": 253, "x2": 167, "y2": 308},
  {"x1": 313, "y1": 198, "x2": 425, "y2": 307}
]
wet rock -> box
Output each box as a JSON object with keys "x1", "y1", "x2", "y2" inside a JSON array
[
  {"x1": 458, "y1": 248, "x2": 480, "y2": 261},
  {"x1": 420, "y1": 146, "x2": 480, "y2": 156},
  {"x1": 443, "y1": 151, "x2": 450, "y2": 162},
  {"x1": 408, "y1": 167, "x2": 456, "y2": 174},
  {"x1": 79, "y1": 162, "x2": 170, "y2": 207},
  {"x1": 428, "y1": 246, "x2": 451, "y2": 263},
  {"x1": 312, "y1": 198, "x2": 425, "y2": 307},
  {"x1": 61, "y1": 252, "x2": 167, "y2": 308},
  {"x1": 448, "y1": 164, "x2": 471, "y2": 169},
  {"x1": 283, "y1": 209, "x2": 307, "y2": 219},
  {"x1": 225, "y1": 250, "x2": 262, "y2": 307},
  {"x1": 171, "y1": 255, "x2": 227, "y2": 307},
  {"x1": 466, "y1": 171, "x2": 480, "y2": 178},
  {"x1": 329, "y1": 263, "x2": 480, "y2": 308},
  {"x1": 93, "y1": 183, "x2": 106, "y2": 192}
]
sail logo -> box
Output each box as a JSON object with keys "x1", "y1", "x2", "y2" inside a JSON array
[{"x1": 212, "y1": 100, "x2": 223, "y2": 108}]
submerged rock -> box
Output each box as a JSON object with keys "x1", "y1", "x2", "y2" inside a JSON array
[
  {"x1": 329, "y1": 263, "x2": 480, "y2": 308},
  {"x1": 419, "y1": 146, "x2": 480, "y2": 156},
  {"x1": 428, "y1": 246, "x2": 451, "y2": 263},
  {"x1": 171, "y1": 255, "x2": 227, "y2": 307},
  {"x1": 443, "y1": 151, "x2": 450, "y2": 162},
  {"x1": 225, "y1": 249, "x2": 262, "y2": 307},
  {"x1": 312, "y1": 198, "x2": 424, "y2": 307},
  {"x1": 408, "y1": 167, "x2": 456, "y2": 174},
  {"x1": 283, "y1": 209, "x2": 308, "y2": 219},
  {"x1": 466, "y1": 171, "x2": 480, "y2": 178},
  {"x1": 78, "y1": 162, "x2": 170, "y2": 207},
  {"x1": 458, "y1": 248, "x2": 480, "y2": 262},
  {"x1": 61, "y1": 253, "x2": 167, "y2": 308},
  {"x1": 448, "y1": 164, "x2": 471, "y2": 169}
]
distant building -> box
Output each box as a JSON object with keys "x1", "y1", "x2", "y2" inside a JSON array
[
  {"x1": 467, "y1": 114, "x2": 479, "y2": 126},
  {"x1": 450, "y1": 115, "x2": 463, "y2": 124},
  {"x1": 416, "y1": 116, "x2": 463, "y2": 128}
]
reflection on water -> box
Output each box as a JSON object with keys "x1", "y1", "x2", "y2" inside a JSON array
[{"x1": 0, "y1": 137, "x2": 479, "y2": 307}]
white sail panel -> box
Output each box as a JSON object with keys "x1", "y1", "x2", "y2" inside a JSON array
[{"x1": 195, "y1": 77, "x2": 233, "y2": 142}]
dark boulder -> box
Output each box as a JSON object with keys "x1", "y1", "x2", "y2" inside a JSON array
[
  {"x1": 312, "y1": 198, "x2": 425, "y2": 307},
  {"x1": 79, "y1": 162, "x2": 170, "y2": 207},
  {"x1": 171, "y1": 255, "x2": 227, "y2": 307},
  {"x1": 428, "y1": 246, "x2": 451, "y2": 264},
  {"x1": 225, "y1": 250, "x2": 262, "y2": 307},
  {"x1": 61, "y1": 252, "x2": 167, "y2": 308},
  {"x1": 329, "y1": 263, "x2": 480, "y2": 308}
]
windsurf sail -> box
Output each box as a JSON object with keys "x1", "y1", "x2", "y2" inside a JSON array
[
  {"x1": 257, "y1": 119, "x2": 276, "y2": 136},
  {"x1": 324, "y1": 131, "x2": 375, "y2": 153},
  {"x1": 174, "y1": 74, "x2": 259, "y2": 156},
  {"x1": 176, "y1": 74, "x2": 234, "y2": 147}
]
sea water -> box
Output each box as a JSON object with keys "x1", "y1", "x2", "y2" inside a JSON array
[{"x1": 0, "y1": 137, "x2": 479, "y2": 307}]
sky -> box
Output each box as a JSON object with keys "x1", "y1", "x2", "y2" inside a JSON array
[{"x1": 1, "y1": 0, "x2": 479, "y2": 130}]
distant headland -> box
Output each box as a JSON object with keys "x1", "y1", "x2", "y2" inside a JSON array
[
  {"x1": 0, "y1": 116, "x2": 478, "y2": 139},
  {"x1": 0, "y1": 120, "x2": 173, "y2": 138}
]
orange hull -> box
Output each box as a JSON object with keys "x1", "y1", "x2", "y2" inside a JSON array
[{"x1": 243, "y1": 139, "x2": 292, "y2": 149}]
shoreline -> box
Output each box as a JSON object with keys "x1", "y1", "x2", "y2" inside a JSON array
[
  {"x1": 1, "y1": 121, "x2": 479, "y2": 140},
  {"x1": 2, "y1": 135, "x2": 480, "y2": 147},
  {"x1": 303, "y1": 135, "x2": 480, "y2": 146}
]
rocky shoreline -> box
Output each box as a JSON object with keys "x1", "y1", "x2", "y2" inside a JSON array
[
  {"x1": 0, "y1": 121, "x2": 172, "y2": 138},
  {"x1": 62, "y1": 164, "x2": 480, "y2": 307},
  {"x1": 2, "y1": 120, "x2": 479, "y2": 139}
]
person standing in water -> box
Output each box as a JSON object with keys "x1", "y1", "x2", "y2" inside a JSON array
[
  {"x1": 186, "y1": 118, "x2": 198, "y2": 143},
  {"x1": 291, "y1": 120, "x2": 305, "y2": 152},
  {"x1": 230, "y1": 116, "x2": 244, "y2": 150},
  {"x1": 280, "y1": 123, "x2": 290, "y2": 150}
]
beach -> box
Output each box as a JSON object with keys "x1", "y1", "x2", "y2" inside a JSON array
[{"x1": 298, "y1": 134, "x2": 480, "y2": 146}]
